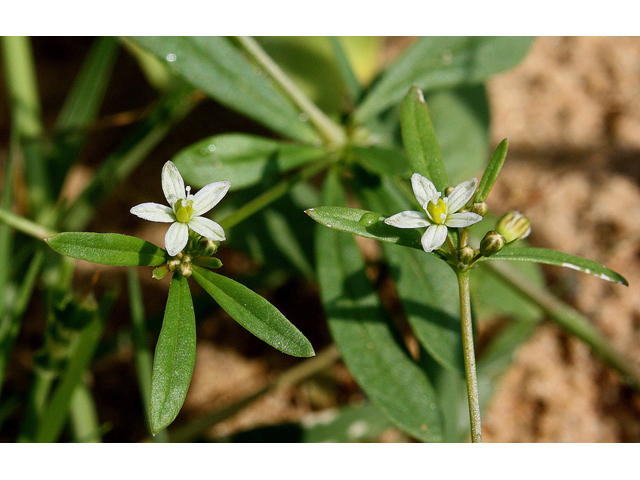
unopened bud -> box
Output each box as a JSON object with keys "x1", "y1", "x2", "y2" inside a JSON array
[
  {"x1": 471, "y1": 202, "x2": 488, "y2": 217},
  {"x1": 479, "y1": 231, "x2": 506, "y2": 257},
  {"x1": 152, "y1": 265, "x2": 170, "y2": 280},
  {"x1": 167, "y1": 258, "x2": 181, "y2": 272},
  {"x1": 458, "y1": 245, "x2": 475, "y2": 264},
  {"x1": 445, "y1": 186, "x2": 455, "y2": 196},
  {"x1": 496, "y1": 211, "x2": 531, "y2": 243},
  {"x1": 177, "y1": 262, "x2": 192, "y2": 277},
  {"x1": 198, "y1": 237, "x2": 220, "y2": 256}
]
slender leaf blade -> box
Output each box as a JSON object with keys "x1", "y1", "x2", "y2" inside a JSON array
[
  {"x1": 400, "y1": 85, "x2": 449, "y2": 191},
  {"x1": 149, "y1": 274, "x2": 196, "y2": 434},
  {"x1": 316, "y1": 169, "x2": 443, "y2": 442},
  {"x1": 352, "y1": 145, "x2": 411, "y2": 178},
  {"x1": 476, "y1": 138, "x2": 509, "y2": 203},
  {"x1": 173, "y1": 133, "x2": 324, "y2": 191},
  {"x1": 129, "y1": 36, "x2": 320, "y2": 144},
  {"x1": 191, "y1": 266, "x2": 314, "y2": 357},
  {"x1": 306, "y1": 206, "x2": 424, "y2": 251},
  {"x1": 46, "y1": 232, "x2": 168, "y2": 267},
  {"x1": 355, "y1": 36, "x2": 534, "y2": 123},
  {"x1": 481, "y1": 247, "x2": 628, "y2": 286}
]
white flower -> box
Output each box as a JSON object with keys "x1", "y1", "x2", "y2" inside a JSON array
[
  {"x1": 130, "y1": 161, "x2": 230, "y2": 257},
  {"x1": 384, "y1": 173, "x2": 482, "y2": 253}
]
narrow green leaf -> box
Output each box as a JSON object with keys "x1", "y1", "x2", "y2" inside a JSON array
[
  {"x1": 316, "y1": 169, "x2": 443, "y2": 442},
  {"x1": 305, "y1": 206, "x2": 424, "y2": 252},
  {"x1": 328, "y1": 36, "x2": 362, "y2": 104},
  {"x1": 46, "y1": 232, "x2": 168, "y2": 267},
  {"x1": 355, "y1": 36, "x2": 534, "y2": 123},
  {"x1": 481, "y1": 247, "x2": 628, "y2": 286},
  {"x1": 357, "y1": 176, "x2": 464, "y2": 375},
  {"x1": 191, "y1": 266, "x2": 314, "y2": 357},
  {"x1": 149, "y1": 274, "x2": 196, "y2": 434},
  {"x1": 352, "y1": 145, "x2": 411, "y2": 177},
  {"x1": 475, "y1": 138, "x2": 509, "y2": 203},
  {"x1": 129, "y1": 36, "x2": 320, "y2": 144},
  {"x1": 173, "y1": 133, "x2": 324, "y2": 191},
  {"x1": 400, "y1": 85, "x2": 449, "y2": 191}
]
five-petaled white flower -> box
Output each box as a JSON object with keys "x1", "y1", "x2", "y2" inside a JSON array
[
  {"x1": 385, "y1": 173, "x2": 483, "y2": 253},
  {"x1": 130, "y1": 161, "x2": 230, "y2": 257}
]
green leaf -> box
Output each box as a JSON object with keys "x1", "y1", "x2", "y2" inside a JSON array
[
  {"x1": 316, "y1": 169, "x2": 443, "y2": 442},
  {"x1": 305, "y1": 206, "x2": 424, "y2": 252},
  {"x1": 191, "y1": 266, "x2": 314, "y2": 357},
  {"x1": 357, "y1": 176, "x2": 464, "y2": 375},
  {"x1": 129, "y1": 36, "x2": 320, "y2": 144},
  {"x1": 173, "y1": 133, "x2": 324, "y2": 191},
  {"x1": 425, "y1": 85, "x2": 490, "y2": 185},
  {"x1": 475, "y1": 138, "x2": 509, "y2": 203},
  {"x1": 400, "y1": 85, "x2": 449, "y2": 191},
  {"x1": 352, "y1": 145, "x2": 411, "y2": 177},
  {"x1": 46, "y1": 232, "x2": 168, "y2": 267},
  {"x1": 355, "y1": 36, "x2": 534, "y2": 123},
  {"x1": 149, "y1": 274, "x2": 196, "y2": 434},
  {"x1": 481, "y1": 247, "x2": 628, "y2": 286}
]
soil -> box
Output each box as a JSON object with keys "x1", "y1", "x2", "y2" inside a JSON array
[{"x1": 3, "y1": 36, "x2": 640, "y2": 442}]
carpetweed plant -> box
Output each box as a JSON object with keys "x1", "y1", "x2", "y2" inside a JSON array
[{"x1": 1, "y1": 36, "x2": 636, "y2": 442}]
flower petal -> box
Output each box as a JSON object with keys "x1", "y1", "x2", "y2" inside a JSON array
[
  {"x1": 446, "y1": 211, "x2": 483, "y2": 228},
  {"x1": 446, "y1": 177, "x2": 478, "y2": 213},
  {"x1": 384, "y1": 210, "x2": 431, "y2": 229},
  {"x1": 188, "y1": 216, "x2": 226, "y2": 242},
  {"x1": 162, "y1": 161, "x2": 186, "y2": 208},
  {"x1": 421, "y1": 224, "x2": 448, "y2": 252},
  {"x1": 410, "y1": 173, "x2": 440, "y2": 209},
  {"x1": 130, "y1": 203, "x2": 176, "y2": 223},
  {"x1": 192, "y1": 181, "x2": 231, "y2": 216},
  {"x1": 165, "y1": 221, "x2": 189, "y2": 257}
]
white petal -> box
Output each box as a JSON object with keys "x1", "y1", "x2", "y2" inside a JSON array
[
  {"x1": 162, "y1": 161, "x2": 186, "y2": 208},
  {"x1": 421, "y1": 224, "x2": 448, "y2": 252},
  {"x1": 130, "y1": 203, "x2": 176, "y2": 223},
  {"x1": 446, "y1": 211, "x2": 483, "y2": 228},
  {"x1": 410, "y1": 173, "x2": 440, "y2": 209},
  {"x1": 192, "y1": 181, "x2": 231, "y2": 216},
  {"x1": 165, "y1": 221, "x2": 189, "y2": 257},
  {"x1": 188, "y1": 216, "x2": 226, "y2": 242},
  {"x1": 446, "y1": 177, "x2": 478, "y2": 213},
  {"x1": 384, "y1": 210, "x2": 431, "y2": 229}
]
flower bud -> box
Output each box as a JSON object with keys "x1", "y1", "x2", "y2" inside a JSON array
[
  {"x1": 177, "y1": 262, "x2": 192, "y2": 277},
  {"x1": 197, "y1": 237, "x2": 220, "y2": 256},
  {"x1": 471, "y1": 202, "x2": 488, "y2": 217},
  {"x1": 458, "y1": 245, "x2": 475, "y2": 264},
  {"x1": 496, "y1": 211, "x2": 531, "y2": 243},
  {"x1": 479, "y1": 231, "x2": 506, "y2": 257},
  {"x1": 152, "y1": 265, "x2": 170, "y2": 280},
  {"x1": 167, "y1": 258, "x2": 182, "y2": 272}
]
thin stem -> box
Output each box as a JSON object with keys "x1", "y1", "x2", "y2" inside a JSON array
[
  {"x1": 456, "y1": 269, "x2": 483, "y2": 443},
  {"x1": 485, "y1": 261, "x2": 640, "y2": 391},
  {"x1": 219, "y1": 158, "x2": 331, "y2": 231},
  {"x1": 0, "y1": 207, "x2": 57, "y2": 240},
  {"x1": 235, "y1": 36, "x2": 346, "y2": 147}
]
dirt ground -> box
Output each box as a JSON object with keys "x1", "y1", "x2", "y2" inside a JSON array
[{"x1": 4, "y1": 36, "x2": 640, "y2": 442}]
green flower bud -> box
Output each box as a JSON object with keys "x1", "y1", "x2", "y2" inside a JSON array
[
  {"x1": 458, "y1": 245, "x2": 475, "y2": 264},
  {"x1": 471, "y1": 202, "x2": 488, "y2": 217},
  {"x1": 479, "y1": 231, "x2": 506, "y2": 257},
  {"x1": 197, "y1": 237, "x2": 220, "y2": 256},
  {"x1": 496, "y1": 211, "x2": 531, "y2": 243}
]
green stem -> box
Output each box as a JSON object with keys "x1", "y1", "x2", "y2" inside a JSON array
[
  {"x1": 485, "y1": 261, "x2": 640, "y2": 391},
  {"x1": 219, "y1": 157, "x2": 331, "y2": 231},
  {"x1": 69, "y1": 384, "x2": 102, "y2": 442},
  {"x1": 235, "y1": 36, "x2": 346, "y2": 148},
  {"x1": 0, "y1": 207, "x2": 58, "y2": 240},
  {"x1": 456, "y1": 269, "x2": 482, "y2": 443}
]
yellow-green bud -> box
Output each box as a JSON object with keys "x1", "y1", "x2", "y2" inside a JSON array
[
  {"x1": 471, "y1": 202, "x2": 488, "y2": 217},
  {"x1": 198, "y1": 237, "x2": 220, "y2": 256},
  {"x1": 479, "y1": 231, "x2": 506, "y2": 257},
  {"x1": 167, "y1": 258, "x2": 181, "y2": 271},
  {"x1": 178, "y1": 262, "x2": 192, "y2": 277},
  {"x1": 496, "y1": 211, "x2": 531, "y2": 243},
  {"x1": 458, "y1": 245, "x2": 475, "y2": 264}
]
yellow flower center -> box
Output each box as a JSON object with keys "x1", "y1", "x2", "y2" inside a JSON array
[
  {"x1": 427, "y1": 198, "x2": 447, "y2": 225},
  {"x1": 175, "y1": 198, "x2": 195, "y2": 223}
]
